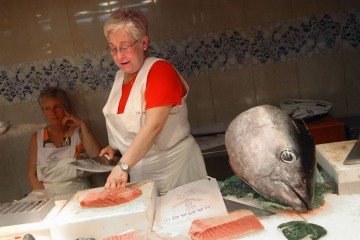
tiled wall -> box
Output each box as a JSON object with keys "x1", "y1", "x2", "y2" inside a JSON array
[{"x1": 0, "y1": 0, "x2": 360, "y2": 202}]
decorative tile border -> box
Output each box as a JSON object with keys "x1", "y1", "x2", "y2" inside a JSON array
[{"x1": 0, "y1": 10, "x2": 359, "y2": 105}]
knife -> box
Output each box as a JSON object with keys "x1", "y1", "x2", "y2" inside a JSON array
[
  {"x1": 223, "y1": 198, "x2": 275, "y2": 217},
  {"x1": 70, "y1": 154, "x2": 118, "y2": 172},
  {"x1": 343, "y1": 139, "x2": 360, "y2": 165}
]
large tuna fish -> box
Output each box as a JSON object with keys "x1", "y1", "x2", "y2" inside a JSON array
[{"x1": 225, "y1": 105, "x2": 316, "y2": 212}]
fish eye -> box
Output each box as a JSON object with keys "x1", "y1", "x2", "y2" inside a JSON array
[{"x1": 280, "y1": 149, "x2": 298, "y2": 163}]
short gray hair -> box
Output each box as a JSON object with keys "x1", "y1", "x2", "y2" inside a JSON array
[{"x1": 104, "y1": 8, "x2": 148, "y2": 41}]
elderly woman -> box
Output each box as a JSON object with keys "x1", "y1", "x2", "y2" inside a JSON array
[
  {"x1": 101, "y1": 8, "x2": 207, "y2": 194},
  {"x1": 27, "y1": 87, "x2": 101, "y2": 197}
]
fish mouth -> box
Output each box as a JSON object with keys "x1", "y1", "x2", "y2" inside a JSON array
[
  {"x1": 282, "y1": 181, "x2": 312, "y2": 212},
  {"x1": 268, "y1": 168, "x2": 313, "y2": 212}
]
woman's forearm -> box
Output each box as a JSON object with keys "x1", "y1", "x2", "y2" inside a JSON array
[
  {"x1": 27, "y1": 133, "x2": 45, "y2": 190},
  {"x1": 28, "y1": 174, "x2": 44, "y2": 190},
  {"x1": 79, "y1": 121, "x2": 101, "y2": 157},
  {"x1": 120, "y1": 106, "x2": 172, "y2": 167}
]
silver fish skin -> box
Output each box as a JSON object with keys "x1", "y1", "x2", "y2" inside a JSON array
[{"x1": 225, "y1": 105, "x2": 316, "y2": 213}]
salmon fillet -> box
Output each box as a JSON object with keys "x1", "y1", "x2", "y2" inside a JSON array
[
  {"x1": 103, "y1": 230, "x2": 147, "y2": 240},
  {"x1": 188, "y1": 210, "x2": 264, "y2": 240},
  {"x1": 103, "y1": 229, "x2": 187, "y2": 240},
  {"x1": 80, "y1": 187, "x2": 142, "y2": 208}
]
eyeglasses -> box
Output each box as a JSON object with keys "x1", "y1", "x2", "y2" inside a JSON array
[{"x1": 108, "y1": 40, "x2": 138, "y2": 56}]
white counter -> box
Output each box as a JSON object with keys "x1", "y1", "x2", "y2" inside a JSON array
[
  {"x1": 234, "y1": 193, "x2": 360, "y2": 240},
  {"x1": 152, "y1": 193, "x2": 360, "y2": 240},
  {"x1": 2, "y1": 187, "x2": 359, "y2": 240}
]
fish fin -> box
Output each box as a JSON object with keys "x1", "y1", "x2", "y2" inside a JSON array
[
  {"x1": 291, "y1": 120, "x2": 300, "y2": 134},
  {"x1": 291, "y1": 119, "x2": 309, "y2": 134},
  {"x1": 299, "y1": 118, "x2": 309, "y2": 130}
]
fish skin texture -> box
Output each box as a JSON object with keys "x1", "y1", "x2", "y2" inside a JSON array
[
  {"x1": 189, "y1": 210, "x2": 264, "y2": 240},
  {"x1": 80, "y1": 187, "x2": 142, "y2": 208},
  {"x1": 225, "y1": 105, "x2": 316, "y2": 212}
]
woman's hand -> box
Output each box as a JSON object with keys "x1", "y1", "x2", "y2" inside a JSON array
[
  {"x1": 101, "y1": 146, "x2": 128, "y2": 188},
  {"x1": 62, "y1": 110, "x2": 101, "y2": 158},
  {"x1": 105, "y1": 165, "x2": 128, "y2": 188},
  {"x1": 61, "y1": 110, "x2": 83, "y2": 127},
  {"x1": 100, "y1": 145, "x2": 117, "y2": 160}
]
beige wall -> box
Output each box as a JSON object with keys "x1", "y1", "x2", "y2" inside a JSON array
[
  {"x1": 2, "y1": 0, "x2": 359, "y2": 65},
  {"x1": 1, "y1": 0, "x2": 360, "y2": 202}
]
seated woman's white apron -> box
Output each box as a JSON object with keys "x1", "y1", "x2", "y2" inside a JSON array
[
  {"x1": 103, "y1": 57, "x2": 207, "y2": 195},
  {"x1": 36, "y1": 127, "x2": 89, "y2": 197}
]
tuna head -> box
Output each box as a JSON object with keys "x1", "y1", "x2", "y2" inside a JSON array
[{"x1": 225, "y1": 105, "x2": 316, "y2": 212}]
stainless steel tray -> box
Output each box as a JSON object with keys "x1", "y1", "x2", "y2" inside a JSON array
[{"x1": 0, "y1": 198, "x2": 54, "y2": 227}]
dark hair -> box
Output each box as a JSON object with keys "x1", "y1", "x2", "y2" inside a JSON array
[{"x1": 38, "y1": 87, "x2": 71, "y2": 111}]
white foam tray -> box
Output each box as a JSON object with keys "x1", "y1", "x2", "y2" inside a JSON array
[
  {"x1": 316, "y1": 140, "x2": 360, "y2": 194},
  {"x1": 50, "y1": 180, "x2": 157, "y2": 240}
]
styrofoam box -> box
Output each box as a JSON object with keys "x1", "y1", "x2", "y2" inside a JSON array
[
  {"x1": 0, "y1": 200, "x2": 66, "y2": 240},
  {"x1": 0, "y1": 198, "x2": 54, "y2": 227},
  {"x1": 50, "y1": 179, "x2": 157, "y2": 240},
  {"x1": 316, "y1": 140, "x2": 360, "y2": 195}
]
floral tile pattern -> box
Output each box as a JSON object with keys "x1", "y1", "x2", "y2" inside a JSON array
[{"x1": 0, "y1": 10, "x2": 359, "y2": 105}]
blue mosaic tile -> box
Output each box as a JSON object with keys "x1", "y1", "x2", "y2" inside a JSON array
[
  {"x1": 76, "y1": 51, "x2": 119, "y2": 92},
  {"x1": 342, "y1": 12, "x2": 360, "y2": 48},
  {"x1": 0, "y1": 10, "x2": 359, "y2": 105}
]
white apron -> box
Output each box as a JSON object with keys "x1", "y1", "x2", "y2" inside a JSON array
[
  {"x1": 103, "y1": 57, "x2": 207, "y2": 195},
  {"x1": 36, "y1": 127, "x2": 89, "y2": 196}
]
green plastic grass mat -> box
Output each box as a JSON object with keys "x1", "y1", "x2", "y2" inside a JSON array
[{"x1": 220, "y1": 173, "x2": 334, "y2": 211}]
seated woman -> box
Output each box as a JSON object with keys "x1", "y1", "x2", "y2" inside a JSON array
[{"x1": 27, "y1": 86, "x2": 101, "y2": 198}]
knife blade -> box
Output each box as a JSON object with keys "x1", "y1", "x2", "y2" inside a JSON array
[
  {"x1": 223, "y1": 198, "x2": 275, "y2": 217},
  {"x1": 343, "y1": 139, "x2": 360, "y2": 165},
  {"x1": 69, "y1": 154, "x2": 118, "y2": 172}
]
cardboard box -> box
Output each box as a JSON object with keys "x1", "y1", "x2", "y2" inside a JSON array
[
  {"x1": 307, "y1": 115, "x2": 345, "y2": 144},
  {"x1": 340, "y1": 116, "x2": 360, "y2": 140},
  {"x1": 50, "y1": 180, "x2": 157, "y2": 240}
]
